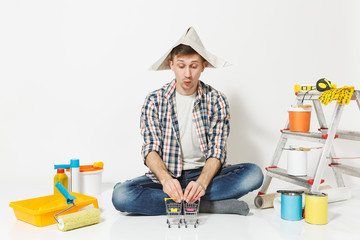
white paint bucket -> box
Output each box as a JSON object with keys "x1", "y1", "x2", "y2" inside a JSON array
[
  {"x1": 66, "y1": 165, "x2": 104, "y2": 196},
  {"x1": 287, "y1": 150, "x2": 307, "y2": 176},
  {"x1": 80, "y1": 165, "x2": 103, "y2": 196}
]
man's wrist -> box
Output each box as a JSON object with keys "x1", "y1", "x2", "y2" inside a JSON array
[
  {"x1": 160, "y1": 175, "x2": 173, "y2": 185},
  {"x1": 195, "y1": 179, "x2": 208, "y2": 191}
]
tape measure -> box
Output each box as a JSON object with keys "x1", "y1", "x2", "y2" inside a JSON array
[{"x1": 316, "y1": 78, "x2": 333, "y2": 92}]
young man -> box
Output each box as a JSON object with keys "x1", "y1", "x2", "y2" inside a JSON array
[{"x1": 112, "y1": 27, "x2": 263, "y2": 215}]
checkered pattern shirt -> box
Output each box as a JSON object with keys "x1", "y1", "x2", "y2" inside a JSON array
[{"x1": 140, "y1": 79, "x2": 230, "y2": 182}]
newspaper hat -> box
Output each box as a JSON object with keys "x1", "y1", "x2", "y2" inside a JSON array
[{"x1": 150, "y1": 26, "x2": 230, "y2": 71}]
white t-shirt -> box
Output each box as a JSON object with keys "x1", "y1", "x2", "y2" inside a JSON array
[{"x1": 176, "y1": 91, "x2": 206, "y2": 170}]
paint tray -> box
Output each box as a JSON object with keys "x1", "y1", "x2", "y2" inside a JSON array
[{"x1": 9, "y1": 192, "x2": 98, "y2": 227}]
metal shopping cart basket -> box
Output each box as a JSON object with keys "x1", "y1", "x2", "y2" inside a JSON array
[
  {"x1": 183, "y1": 198, "x2": 200, "y2": 228},
  {"x1": 164, "y1": 198, "x2": 183, "y2": 228}
]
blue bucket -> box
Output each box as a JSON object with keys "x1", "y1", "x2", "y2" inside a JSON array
[{"x1": 277, "y1": 190, "x2": 303, "y2": 221}]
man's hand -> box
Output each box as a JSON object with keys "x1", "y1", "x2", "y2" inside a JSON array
[
  {"x1": 183, "y1": 157, "x2": 221, "y2": 203},
  {"x1": 145, "y1": 151, "x2": 184, "y2": 202},
  {"x1": 162, "y1": 178, "x2": 184, "y2": 202},
  {"x1": 183, "y1": 181, "x2": 206, "y2": 203}
]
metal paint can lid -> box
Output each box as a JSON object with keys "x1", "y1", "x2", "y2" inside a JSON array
[
  {"x1": 277, "y1": 190, "x2": 304, "y2": 196},
  {"x1": 305, "y1": 192, "x2": 327, "y2": 197}
]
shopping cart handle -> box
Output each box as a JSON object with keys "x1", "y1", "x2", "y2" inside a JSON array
[
  {"x1": 184, "y1": 198, "x2": 201, "y2": 202},
  {"x1": 164, "y1": 197, "x2": 200, "y2": 202},
  {"x1": 164, "y1": 197, "x2": 177, "y2": 202}
]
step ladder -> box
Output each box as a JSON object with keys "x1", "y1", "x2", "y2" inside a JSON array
[{"x1": 258, "y1": 90, "x2": 360, "y2": 196}]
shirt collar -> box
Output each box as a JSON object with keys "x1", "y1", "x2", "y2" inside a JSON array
[{"x1": 165, "y1": 79, "x2": 204, "y2": 100}]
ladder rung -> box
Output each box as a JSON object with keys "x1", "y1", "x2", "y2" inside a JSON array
[
  {"x1": 330, "y1": 164, "x2": 360, "y2": 178},
  {"x1": 281, "y1": 130, "x2": 326, "y2": 143},
  {"x1": 266, "y1": 167, "x2": 312, "y2": 189},
  {"x1": 320, "y1": 129, "x2": 360, "y2": 141}
]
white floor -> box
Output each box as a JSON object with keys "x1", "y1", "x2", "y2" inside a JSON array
[{"x1": 2, "y1": 183, "x2": 360, "y2": 240}]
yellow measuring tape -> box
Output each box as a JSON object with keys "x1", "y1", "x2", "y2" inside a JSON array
[{"x1": 316, "y1": 78, "x2": 332, "y2": 91}]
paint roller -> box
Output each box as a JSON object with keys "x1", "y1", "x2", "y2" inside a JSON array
[{"x1": 54, "y1": 182, "x2": 101, "y2": 231}]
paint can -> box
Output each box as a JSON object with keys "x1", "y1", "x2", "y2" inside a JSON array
[
  {"x1": 287, "y1": 149, "x2": 308, "y2": 176},
  {"x1": 288, "y1": 105, "x2": 312, "y2": 132},
  {"x1": 277, "y1": 190, "x2": 304, "y2": 221},
  {"x1": 305, "y1": 192, "x2": 328, "y2": 225},
  {"x1": 66, "y1": 165, "x2": 104, "y2": 196}
]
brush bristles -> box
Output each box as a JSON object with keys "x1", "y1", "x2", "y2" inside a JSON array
[{"x1": 57, "y1": 208, "x2": 100, "y2": 231}]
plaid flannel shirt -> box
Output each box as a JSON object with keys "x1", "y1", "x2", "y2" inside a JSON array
[{"x1": 140, "y1": 79, "x2": 230, "y2": 182}]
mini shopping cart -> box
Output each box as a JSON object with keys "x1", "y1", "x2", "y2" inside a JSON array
[
  {"x1": 164, "y1": 198, "x2": 183, "y2": 228},
  {"x1": 183, "y1": 198, "x2": 200, "y2": 228}
]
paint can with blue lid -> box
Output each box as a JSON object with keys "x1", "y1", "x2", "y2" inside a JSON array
[{"x1": 277, "y1": 190, "x2": 304, "y2": 221}]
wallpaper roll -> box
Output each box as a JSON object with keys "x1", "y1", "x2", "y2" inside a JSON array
[{"x1": 254, "y1": 192, "x2": 281, "y2": 209}]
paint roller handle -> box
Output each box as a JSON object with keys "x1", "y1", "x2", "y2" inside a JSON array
[{"x1": 55, "y1": 181, "x2": 76, "y2": 204}]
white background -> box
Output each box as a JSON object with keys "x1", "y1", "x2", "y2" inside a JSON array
[{"x1": 1, "y1": 0, "x2": 360, "y2": 191}]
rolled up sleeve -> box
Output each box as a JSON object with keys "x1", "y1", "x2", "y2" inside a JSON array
[
  {"x1": 140, "y1": 94, "x2": 163, "y2": 163},
  {"x1": 206, "y1": 93, "x2": 230, "y2": 165}
]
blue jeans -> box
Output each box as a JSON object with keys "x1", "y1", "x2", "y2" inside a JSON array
[{"x1": 112, "y1": 163, "x2": 263, "y2": 215}]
